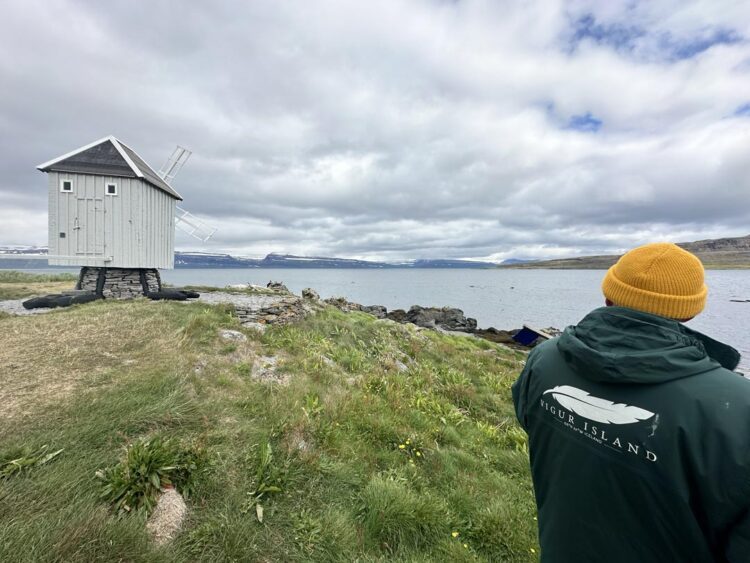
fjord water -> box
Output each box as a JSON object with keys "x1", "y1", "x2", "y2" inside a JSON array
[{"x1": 159, "y1": 268, "x2": 750, "y2": 373}]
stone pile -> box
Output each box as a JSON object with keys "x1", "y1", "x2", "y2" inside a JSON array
[
  {"x1": 234, "y1": 295, "x2": 308, "y2": 326},
  {"x1": 77, "y1": 267, "x2": 161, "y2": 299},
  {"x1": 101, "y1": 270, "x2": 158, "y2": 299},
  {"x1": 79, "y1": 267, "x2": 100, "y2": 290}
]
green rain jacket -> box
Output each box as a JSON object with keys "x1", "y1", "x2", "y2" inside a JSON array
[{"x1": 512, "y1": 306, "x2": 747, "y2": 562}]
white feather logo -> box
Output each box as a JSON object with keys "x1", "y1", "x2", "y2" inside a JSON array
[{"x1": 543, "y1": 385, "x2": 655, "y2": 425}]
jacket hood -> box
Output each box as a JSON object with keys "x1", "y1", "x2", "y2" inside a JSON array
[{"x1": 557, "y1": 306, "x2": 741, "y2": 384}]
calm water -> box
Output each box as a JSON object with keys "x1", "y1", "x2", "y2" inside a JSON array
[{"x1": 17, "y1": 268, "x2": 750, "y2": 372}]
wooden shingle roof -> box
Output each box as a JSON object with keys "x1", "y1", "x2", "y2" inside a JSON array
[{"x1": 37, "y1": 136, "x2": 183, "y2": 200}]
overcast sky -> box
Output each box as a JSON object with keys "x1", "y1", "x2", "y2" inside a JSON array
[{"x1": 1, "y1": 0, "x2": 749, "y2": 261}]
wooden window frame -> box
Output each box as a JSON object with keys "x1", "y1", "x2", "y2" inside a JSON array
[{"x1": 60, "y1": 178, "x2": 73, "y2": 193}]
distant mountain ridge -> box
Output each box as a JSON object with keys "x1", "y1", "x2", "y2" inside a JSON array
[
  {"x1": 503, "y1": 234, "x2": 750, "y2": 269},
  {"x1": 173, "y1": 252, "x2": 497, "y2": 269},
  {"x1": 4, "y1": 234, "x2": 747, "y2": 269},
  {"x1": 0, "y1": 248, "x2": 497, "y2": 269}
]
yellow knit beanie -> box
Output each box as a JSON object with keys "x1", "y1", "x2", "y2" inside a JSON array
[{"x1": 601, "y1": 242, "x2": 707, "y2": 320}]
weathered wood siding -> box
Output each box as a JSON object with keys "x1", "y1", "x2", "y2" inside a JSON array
[{"x1": 48, "y1": 172, "x2": 175, "y2": 268}]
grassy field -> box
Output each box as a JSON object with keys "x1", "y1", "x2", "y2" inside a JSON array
[
  {"x1": 0, "y1": 281, "x2": 538, "y2": 562},
  {"x1": 0, "y1": 270, "x2": 78, "y2": 300}
]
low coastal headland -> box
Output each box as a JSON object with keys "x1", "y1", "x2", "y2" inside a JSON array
[
  {"x1": 0, "y1": 271, "x2": 539, "y2": 562},
  {"x1": 501, "y1": 234, "x2": 750, "y2": 269}
]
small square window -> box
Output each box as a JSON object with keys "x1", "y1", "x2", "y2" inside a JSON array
[
  {"x1": 106, "y1": 183, "x2": 118, "y2": 196},
  {"x1": 60, "y1": 179, "x2": 73, "y2": 192}
]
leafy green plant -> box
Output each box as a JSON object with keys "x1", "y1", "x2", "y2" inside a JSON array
[
  {"x1": 476, "y1": 420, "x2": 500, "y2": 442},
  {"x1": 0, "y1": 444, "x2": 63, "y2": 479},
  {"x1": 438, "y1": 366, "x2": 472, "y2": 387},
  {"x1": 411, "y1": 392, "x2": 466, "y2": 426},
  {"x1": 293, "y1": 508, "x2": 324, "y2": 555},
  {"x1": 500, "y1": 424, "x2": 529, "y2": 454},
  {"x1": 96, "y1": 437, "x2": 207, "y2": 514},
  {"x1": 302, "y1": 393, "x2": 323, "y2": 419},
  {"x1": 242, "y1": 440, "x2": 284, "y2": 522}
]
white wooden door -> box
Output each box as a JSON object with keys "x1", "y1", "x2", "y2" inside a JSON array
[{"x1": 75, "y1": 197, "x2": 105, "y2": 255}]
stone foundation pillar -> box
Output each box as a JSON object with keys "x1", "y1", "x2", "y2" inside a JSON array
[{"x1": 76, "y1": 267, "x2": 162, "y2": 299}]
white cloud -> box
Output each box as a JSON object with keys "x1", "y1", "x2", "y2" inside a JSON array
[{"x1": 1, "y1": 0, "x2": 749, "y2": 260}]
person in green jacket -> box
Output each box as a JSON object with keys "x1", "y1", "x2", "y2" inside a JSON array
[{"x1": 512, "y1": 242, "x2": 746, "y2": 562}]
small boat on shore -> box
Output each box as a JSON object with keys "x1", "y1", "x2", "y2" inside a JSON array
[{"x1": 512, "y1": 325, "x2": 558, "y2": 346}]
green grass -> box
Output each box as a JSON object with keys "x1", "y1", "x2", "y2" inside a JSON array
[
  {"x1": 0, "y1": 270, "x2": 78, "y2": 299},
  {"x1": 0, "y1": 292, "x2": 537, "y2": 562},
  {"x1": 0, "y1": 270, "x2": 78, "y2": 283}
]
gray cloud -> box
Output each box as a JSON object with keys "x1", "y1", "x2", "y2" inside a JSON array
[{"x1": 1, "y1": 0, "x2": 749, "y2": 261}]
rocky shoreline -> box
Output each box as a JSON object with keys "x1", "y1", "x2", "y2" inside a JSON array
[
  {"x1": 317, "y1": 293, "x2": 559, "y2": 349},
  {"x1": 259, "y1": 282, "x2": 557, "y2": 350}
]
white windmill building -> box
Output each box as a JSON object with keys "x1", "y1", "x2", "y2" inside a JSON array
[{"x1": 36, "y1": 136, "x2": 215, "y2": 298}]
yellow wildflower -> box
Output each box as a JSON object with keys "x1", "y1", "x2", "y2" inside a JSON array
[
  {"x1": 530, "y1": 548, "x2": 536, "y2": 554},
  {"x1": 416, "y1": 451, "x2": 422, "y2": 457},
  {"x1": 451, "y1": 531, "x2": 459, "y2": 538},
  {"x1": 405, "y1": 439, "x2": 410, "y2": 445},
  {"x1": 398, "y1": 444, "x2": 406, "y2": 449},
  {"x1": 463, "y1": 543, "x2": 468, "y2": 549}
]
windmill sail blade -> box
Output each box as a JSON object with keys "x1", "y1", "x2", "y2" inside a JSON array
[
  {"x1": 159, "y1": 146, "x2": 192, "y2": 183},
  {"x1": 175, "y1": 206, "x2": 217, "y2": 242},
  {"x1": 161, "y1": 145, "x2": 219, "y2": 242}
]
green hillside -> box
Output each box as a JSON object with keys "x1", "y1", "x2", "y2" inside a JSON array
[{"x1": 0, "y1": 275, "x2": 537, "y2": 562}]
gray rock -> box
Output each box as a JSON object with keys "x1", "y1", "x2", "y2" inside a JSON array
[
  {"x1": 266, "y1": 281, "x2": 289, "y2": 293},
  {"x1": 302, "y1": 288, "x2": 320, "y2": 300},
  {"x1": 386, "y1": 309, "x2": 407, "y2": 323},
  {"x1": 404, "y1": 305, "x2": 477, "y2": 332},
  {"x1": 252, "y1": 355, "x2": 290, "y2": 385},
  {"x1": 146, "y1": 488, "x2": 187, "y2": 545},
  {"x1": 361, "y1": 305, "x2": 387, "y2": 319},
  {"x1": 219, "y1": 329, "x2": 247, "y2": 342},
  {"x1": 324, "y1": 296, "x2": 363, "y2": 312}
]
